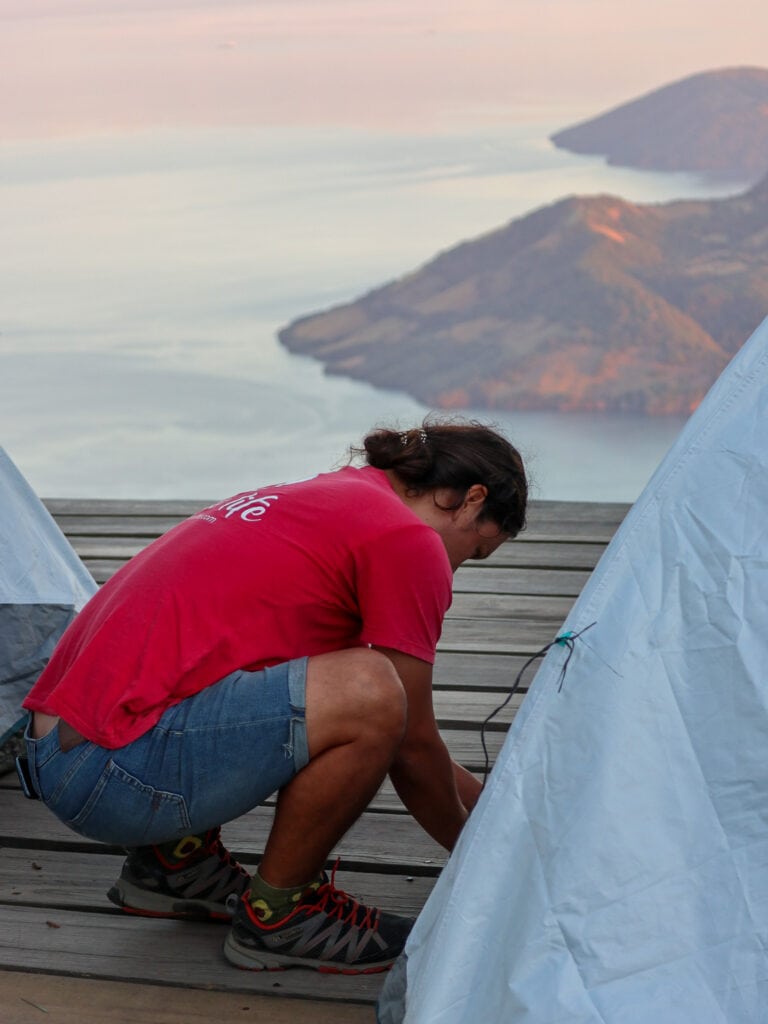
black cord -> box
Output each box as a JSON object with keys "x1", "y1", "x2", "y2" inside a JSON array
[{"x1": 479, "y1": 622, "x2": 596, "y2": 789}]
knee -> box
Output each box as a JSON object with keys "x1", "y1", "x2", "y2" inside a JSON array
[
  {"x1": 353, "y1": 649, "x2": 407, "y2": 740},
  {"x1": 306, "y1": 648, "x2": 407, "y2": 745}
]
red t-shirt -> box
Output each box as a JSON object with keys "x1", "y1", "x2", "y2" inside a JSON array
[{"x1": 24, "y1": 466, "x2": 453, "y2": 748}]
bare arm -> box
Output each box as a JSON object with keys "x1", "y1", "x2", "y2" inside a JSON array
[
  {"x1": 453, "y1": 760, "x2": 482, "y2": 814},
  {"x1": 374, "y1": 646, "x2": 472, "y2": 851}
]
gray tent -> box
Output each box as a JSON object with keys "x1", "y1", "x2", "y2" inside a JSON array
[
  {"x1": 0, "y1": 448, "x2": 96, "y2": 744},
  {"x1": 377, "y1": 318, "x2": 768, "y2": 1022}
]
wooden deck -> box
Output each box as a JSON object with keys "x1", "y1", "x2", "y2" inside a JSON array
[{"x1": 0, "y1": 497, "x2": 629, "y2": 1020}]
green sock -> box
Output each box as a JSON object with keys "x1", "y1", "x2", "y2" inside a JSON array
[{"x1": 248, "y1": 869, "x2": 320, "y2": 922}]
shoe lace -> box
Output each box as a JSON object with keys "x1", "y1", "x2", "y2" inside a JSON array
[
  {"x1": 303, "y1": 860, "x2": 380, "y2": 932},
  {"x1": 205, "y1": 827, "x2": 249, "y2": 882}
]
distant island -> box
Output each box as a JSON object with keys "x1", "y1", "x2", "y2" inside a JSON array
[
  {"x1": 551, "y1": 67, "x2": 768, "y2": 181},
  {"x1": 279, "y1": 176, "x2": 768, "y2": 415}
]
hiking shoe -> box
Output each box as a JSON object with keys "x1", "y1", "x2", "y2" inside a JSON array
[
  {"x1": 107, "y1": 827, "x2": 250, "y2": 921},
  {"x1": 223, "y1": 866, "x2": 413, "y2": 974}
]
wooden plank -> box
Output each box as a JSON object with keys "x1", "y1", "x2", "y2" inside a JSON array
[
  {"x1": 0, "y1": 729, "x2": 506, "y2": 835},
  {"x1": 51, "y1": 513, "x2": 622, "y2": 545},
  {"x1": 50, "y1": 515, "x2": 188, "y2": 537},
  {"x1": 44, "y1": 499, "x2": 209, "y2": 516},
  {"x1": 68, "y1": 537, "x2": 607, "y2": 572},
  {"x1": 1, "y1": 720, "x2": 511, "y2": 785},
  {"x1": 67, "y1": 538, "x2": 152, "y2": 558},
  {"x1": 434, "y1": 650, "x2": 548, "y2": 691},
  {"x1": 44, "y1": 497, "x2": 628, "y2": 539},
  {"x1": 4, "y1": 767, "x2": 492, "y2": 816},
  {"x1": 439, "y1": 616, "x2": 562, "y2": 652},
  {"x1": 485, "y1": 540, "x2": 606, "y2": 570},
  {"x1": 433, "y1": 689, "x2": 524, "y2": 727},
  {"x1": 53, "y1": 500, "x2": 618, "y2": 588},
  {"x1": 0, "y1": 904, "x2": 385, "y2": 1004},
  {"x1": 0, "y1": 731, "x2": 514, "y2": 864},
  {"x1": 522, "y1": 499, "x2": 629, "y2": 542},
  {"x1": 0, "y1": 792, "x2": 457, "y2": 872},
  {"x1": 43, "y1": 493, "x2": 626, "y2": 518},
  {"x1": 449, "y1": 592, "x2": 573, "y2": 622},
  {"x1": 68, "y1": 536, "x2": 607, "y2": 567},
  {"x1": 0, "y1": 972, "x2": 377, "y2": 1024},
  {"x1": 0, "y1": 848, "x2": 435, "y2": 919},
  {"x1": 3, "y1": 760, "x2": 459, "y2": 816},
  {"x1": 454, "y1": 565, "x2": 590, "y2": 597},
  {"x1": 82, "y1": 561, "x2": 596, "y2": 592},
  {"x1": 81, "y1": 559, "x2": 131, "y2": 584},
  {"x1": 81, "y1": 559, "x2": 592, "y2": 590}
]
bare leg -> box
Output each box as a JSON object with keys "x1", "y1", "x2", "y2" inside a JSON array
[{"x1": 258, "y1": 648, "x2": 406, "y2": 887}]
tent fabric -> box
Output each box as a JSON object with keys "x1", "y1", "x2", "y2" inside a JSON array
[
  {"x1": 378, "y1": 316, "x2": 768, "y2": 1024},
  {"x1": 0, "y1": 449, "x2": 96, "y2": 744}
]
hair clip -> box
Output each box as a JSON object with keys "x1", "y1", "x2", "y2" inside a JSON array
[{"x1": 400, "y1": 429, "x2": 428, "y2": 447}]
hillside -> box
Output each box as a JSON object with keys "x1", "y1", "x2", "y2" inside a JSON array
[
  {"x1": 551, "y1": 67, "x2": 768, "y2": 180},
  {"x1": 278, "y1": 177, "x2": 768, "y2": 415}
]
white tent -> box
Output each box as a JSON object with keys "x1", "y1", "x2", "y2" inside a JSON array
[
  {"x1": 379, "y1": 316, "x2": 768, "y2": 1023},
  {"x1": 0, "y1": 449, "x2": 96, "y2": 744}
]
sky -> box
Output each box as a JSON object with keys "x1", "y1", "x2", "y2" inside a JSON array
[
  {"x1": 1, "y1": 0, "x2": 766, "y2": 501},
  {"x1": 2, "y1": 0, "x2": 767, "y2": 139}
]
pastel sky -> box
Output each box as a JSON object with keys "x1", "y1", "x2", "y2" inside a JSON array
[{"x1": 2, "y1": 0, "x2": 767, "y2": 138}]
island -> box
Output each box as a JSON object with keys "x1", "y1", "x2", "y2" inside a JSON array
[
  {"x1": 278, "y1": 176, "x2": 768, "y2": 415},
  {"x1": 551, "y1": 67, "x2": 768, "y2": 181}
]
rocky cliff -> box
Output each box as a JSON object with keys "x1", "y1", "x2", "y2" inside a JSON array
[
  {"x1": 279, "y1": 177, "x2": 768, "y2": 415},
  {"x1": 551, "y1": 67, "x2": 768, "y2": 181}
]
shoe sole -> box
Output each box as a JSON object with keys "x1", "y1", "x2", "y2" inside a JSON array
[
  {"x1": 107, "y1": 880, "x2": 235, "y2": 922},
  {"x1": 222, "y1": 930, "x2": 395, "y2": 974}
]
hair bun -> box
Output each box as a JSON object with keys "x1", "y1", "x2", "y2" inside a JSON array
[{"x1": 352, "y1": 417, "x2": 527, "y2": 537}]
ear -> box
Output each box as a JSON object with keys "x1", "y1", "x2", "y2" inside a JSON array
[{"x1": 463, "y1": 484, "x2": 488, "y2": 511}]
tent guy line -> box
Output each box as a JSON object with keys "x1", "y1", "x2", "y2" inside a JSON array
[{"x1": 479, "y1": 621, "x2": 596, "y2": 787}]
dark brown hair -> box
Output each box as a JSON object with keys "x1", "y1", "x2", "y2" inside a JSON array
[{"x1": 354, "y1": 418, "x2": 527, "y2": 537}]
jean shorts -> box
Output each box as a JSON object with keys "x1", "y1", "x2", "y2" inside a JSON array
[{"x1": 24, "y1": 657, "x2": 309, "y2": 847}]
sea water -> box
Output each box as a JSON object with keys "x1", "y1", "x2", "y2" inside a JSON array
[{"x1": 0, "y1": 122, "x2": 746, "y2": 502}]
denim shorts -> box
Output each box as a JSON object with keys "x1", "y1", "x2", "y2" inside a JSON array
[{"x1": 24, "y1": 657, "x2": 309, "y2": 847}]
